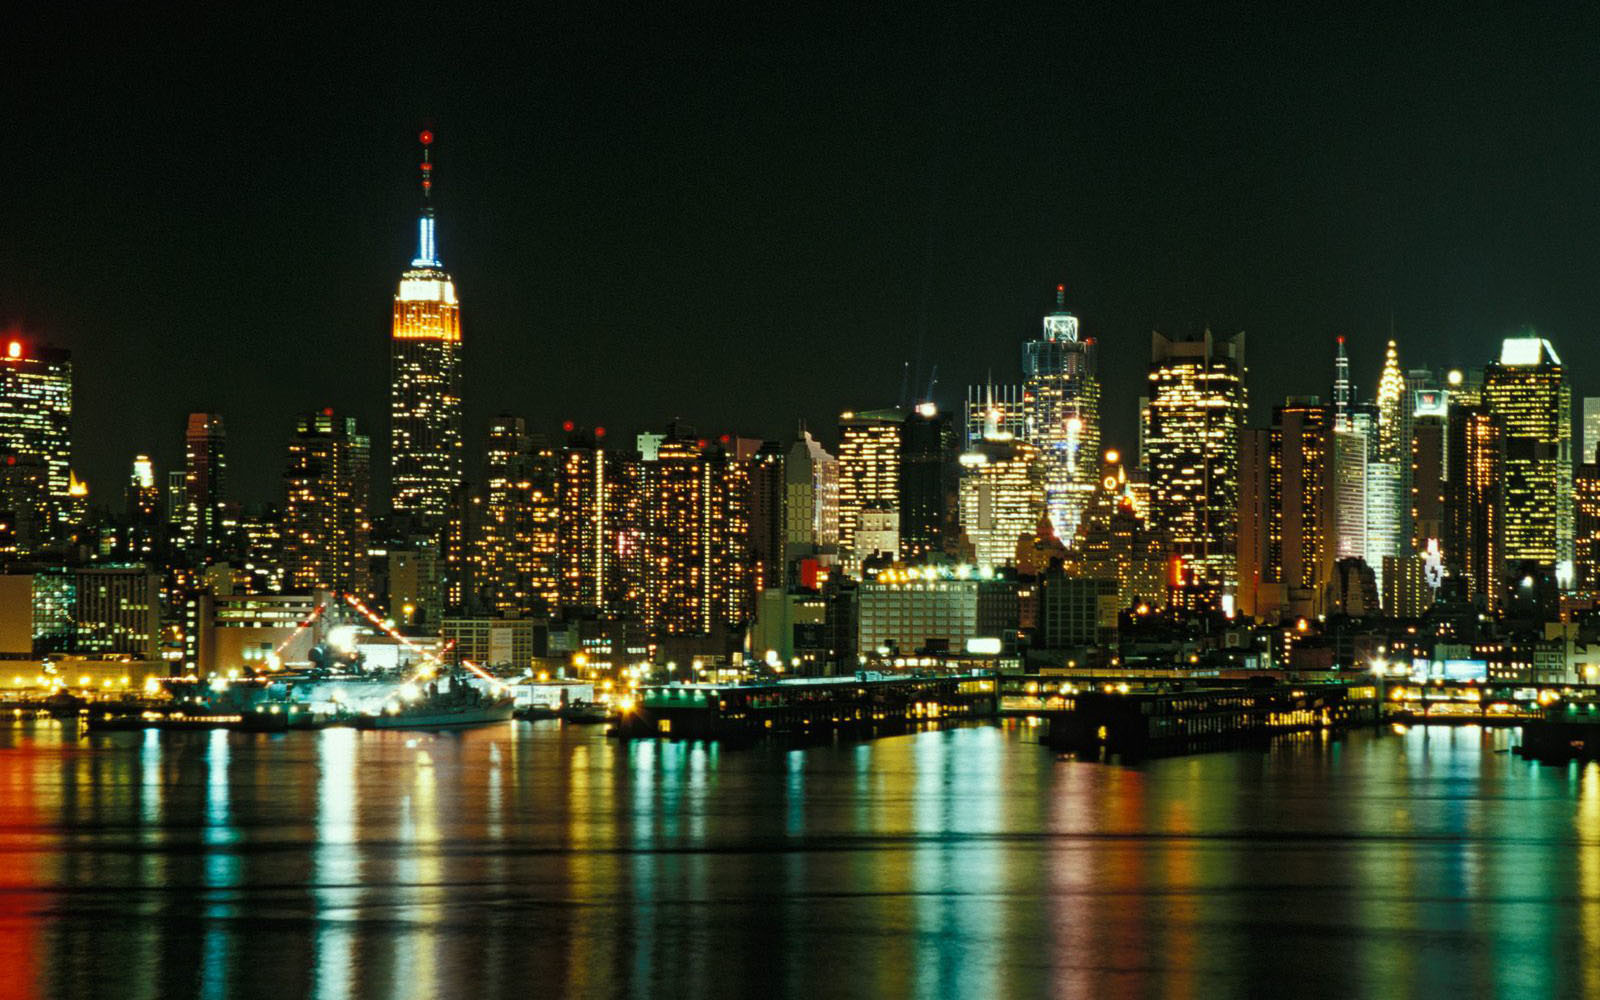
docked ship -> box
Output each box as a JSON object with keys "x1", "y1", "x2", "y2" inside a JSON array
[{"x1": 357, "y1": 673, "x2": 514, "y2": 730}]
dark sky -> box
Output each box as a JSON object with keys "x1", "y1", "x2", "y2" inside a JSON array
[{"x1": 6, "y1": 4, "x2": 1599, "y2": 507}]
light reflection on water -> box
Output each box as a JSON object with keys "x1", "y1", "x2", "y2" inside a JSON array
[{"x1": 4, "y1": 720, "x2": 1600, "y2": 997}]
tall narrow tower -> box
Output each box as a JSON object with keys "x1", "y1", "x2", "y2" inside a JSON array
[
  {"x1": 1332, "y1": 336, "x2": 1353, "y2": 431},
  {"x1": 390, "y1": 128, "x2": 463, "y2": 525}
]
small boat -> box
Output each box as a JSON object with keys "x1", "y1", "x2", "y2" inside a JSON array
[
  {"x1": 515, "y1": 704, "x2": 560, "y2": 721},
  {"x1": 357, "y1": 674, "x2": 514, "y2": 730}
]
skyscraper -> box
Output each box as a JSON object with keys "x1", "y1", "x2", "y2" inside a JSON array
[
  {"x1": 640, "y1": 426, "x2": 751, "y2": 636},
  {"x1": 746, "y1": 441, "x2": 786, "y2": 595},
  {"x1": 474, "y1": 416, "x2": 559, "y2": 616},
  {"x1": 1446, "y1": 405, "x2": 1503, "y2": 610},
  {"x1": 1269, "y1": 398, "x2": 1332, "y2": 614},
  {"x1": 1483, "y1": 336, "x2": 1572, "y2": 581},
  {"x1": 957, "y1": 433, "x2": 1043, "y2": 569},
  {"x1": 1583, "y1": 397, "x2": 1600, "y2": 465},
  {"x1": 283, "y1": 410, "x2": 372, "y2": 596},
  {"x1": 184, "y1": 413, "x2": 227, "y2": 552},
  {"x1": 1145, "y1": 330, "x2": 1247, "y2": 607},
  {"x1": 1367, "y1": 341, "x2": 1407, "y2": 590},
  {"x1": 390, "y1": 129, "x2": 463, "y2": 524},
  {"x1": 899, "y1": 403, "x2": 958, "y2": 561},
  {"x1": 557, "y1": 425, "x2": 641, "y2": 617},
  {"x1": 836, "y1": 408, "x2": 904, "y2": 564},
  {"x1": 0, "y1": 337, "x2": 71, "y2": 550},
  {"x1": 782, "y1": 428, "x2": 839, "y2": 569},
  {"x1": 1023, "y1": 286, "x2": 1099, "y2": 540}
]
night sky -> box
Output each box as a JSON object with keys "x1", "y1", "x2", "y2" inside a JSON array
[{"x1": 6, "y1": 5, "x2": 1599, "y2": 507}]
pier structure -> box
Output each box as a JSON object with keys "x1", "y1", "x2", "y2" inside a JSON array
[{"x1": 613, "y1": 673, "x2": 998, "y2": 742}]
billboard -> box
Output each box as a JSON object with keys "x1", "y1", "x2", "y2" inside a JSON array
[{"x1": 1413, "y1": 388, "x2": 1448, "y2": 417}]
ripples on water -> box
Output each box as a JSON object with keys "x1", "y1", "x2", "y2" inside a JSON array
[{"x1": 0, "y1": 721, "x2": 1594, "y2": 998}]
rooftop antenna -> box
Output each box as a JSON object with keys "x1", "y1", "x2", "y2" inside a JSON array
[{"x1": 412, "y1": 128, "x2": 439, "y2": 267}]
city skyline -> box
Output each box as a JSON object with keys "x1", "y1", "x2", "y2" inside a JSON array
[{"x1": 7, "y1": 6, "x2": 1600, "y2": 505}]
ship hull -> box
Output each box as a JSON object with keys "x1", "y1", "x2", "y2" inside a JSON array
[{"x1": 358, "y1": 702, "x2": 515, "y2": 730}]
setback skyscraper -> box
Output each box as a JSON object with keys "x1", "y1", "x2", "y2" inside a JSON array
[
  {"x1": 390, "y1": 129, "x2": 463, "y2": 525},
  {"x1": 1023, "y1": 286, "x2": 1099, "y2": 541}
]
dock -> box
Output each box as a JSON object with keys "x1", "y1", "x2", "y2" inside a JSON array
[{"x1": 612, "y1": 673, "x2": 998, "y2": 743}]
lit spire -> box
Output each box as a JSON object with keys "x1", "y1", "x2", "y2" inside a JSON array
[
  {"x1": 412, "y1": 128, "x2": 440, "y2": 267},
  {"x1": 1376, "y1": 338, "x2": 1405, "y2": 462}
]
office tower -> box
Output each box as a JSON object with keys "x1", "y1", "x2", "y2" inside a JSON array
[
  {"x1": 899, "y1": 403, "x2": 958, "y2": 561},
  {"x1": 1483, "y1": 336, "x2": 1572, "y2": 581},
  {"x1": 1137, "y1": 396, "x2": 1150, "y2": 470},
  {"x1": 390, "y1": 129, "x2": 463, "y2": 524},
  {"x1": 1367, "y1": 341, "x2": 1407, "y2": 590},
  {"x1": 1575, "y1": 464, "x2": 1600, "y2": 598},
  {"x1": 1146, "y1": 330, "x2": 1247, "y2": 608},
  {"x1": 0, "y1": 453, "x2": 50, "y2": 559},
  {"x1": 1446, "y1": 406, "x2": 1503, "y2": 610},
  {"x1": 183, "y1": 413, "x2": 227, "y2": 552},
  {"x1": 836, "y1": 408, "x2": 904, "y2": 562},
  {"x1": 1023, "y1": 286, "x2": 1099, "y2": 540},
  {"x1": 1237, "y1": 428, "x2": 1271, "y2": 617},
  {"x1": 1070, "y1": 449, "x2": 1171, "y2": 611},
  {"x1": 640, "y1": 426, "x2": 751, "y2": 635},
  {"x1": 123, "y1": 455, "x2": 163, "y2": 557},
  {"x1": 958, "y1": 433, "x2": 1043, "y2": 569},
  {"x1": 283, "y1": 410, "x2": 372, "y2": 596},
  {"x1": 1269, "y1": 398, "x2": 1332, "y2": 614},
  {"x1": 1585, "y1": 398, "x2": 1600, "y2": 465},
  {"x1": 474, "y1": 416, "x2": 559, "y2": 616},
  {"x1": 1331, "y1": 427, "x2": 1368, "y2": 563},
  {"x1": 237, "y1": 505, "x2": 285, "y2": 595},
  {"x1": 1410, "y1": 405, "x2": 1448, "y2": 553},
  {"x1": 558, "y1": 426, "x2": 641, "y2": 616},
  {"x1": 0, "y1": 338, "x2": 71, "y2": 549},
  {"x1": 782, "y1": 429, "x2": 840, "y2": 567},
  {"x1": 746, "y1": 441, "x2": 786, "y2": 595},
  {"x1": 965, "y1": 383, "x2": 1026, "y2": 450}
]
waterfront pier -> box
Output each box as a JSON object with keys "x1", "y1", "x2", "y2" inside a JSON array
[
  {"x1": 613, "y1": 673, "x2": 998, "y2": 742},
  {"x1": 1037, "y1": 682, "x2": 1379, "y2": 760}
]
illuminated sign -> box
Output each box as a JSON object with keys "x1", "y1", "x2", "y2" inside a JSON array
[
  {"x1": 965, "y1": 637, "x2": 1003, "y2": 655},
  {"x1": 1413, "y1": 389, "x2": 1447, "y2": 416}
]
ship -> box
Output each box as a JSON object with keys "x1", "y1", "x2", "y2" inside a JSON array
[{"x1": 356, "y1": 673, "x2": 515, "y2": 730}]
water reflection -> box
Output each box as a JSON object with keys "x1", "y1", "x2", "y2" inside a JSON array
[{"x1": 5, "y1": 722, "x2": 1600, "y2": 996}]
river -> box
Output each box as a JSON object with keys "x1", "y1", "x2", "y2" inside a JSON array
[{"x1": 0, "y1": 719, "x2": 1594, "y2": 998}]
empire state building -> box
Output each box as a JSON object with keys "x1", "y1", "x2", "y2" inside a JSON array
[{"x1": 390, "y1": 129, "x2": 463, "y2": 523}]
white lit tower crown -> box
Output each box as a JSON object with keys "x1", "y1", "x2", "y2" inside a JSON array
[
  {"x1": 390, "y1": 128, "x2": 464, "y2": 526},
  {"x1": 1022, "y1": 285, "x2": 1100, "y2": 542}
]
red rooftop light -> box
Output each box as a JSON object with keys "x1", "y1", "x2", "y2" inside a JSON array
[{"x1": 419, "y1": 129, "x2": 434, "y2": 146}]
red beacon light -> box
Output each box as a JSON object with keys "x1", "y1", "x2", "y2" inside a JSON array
[
  {"x1": 561, "y1": 420, "x2": 576, "y2": 433},
  {"x1": 5, "y1": 341, "x2": 20, "y2": 360},
  {"x1": 594, "y1": 426, "x2": 607, "y2": 439},
  {"x1": 419, "y1": 129, "x2": 434, "y2": 146}
]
